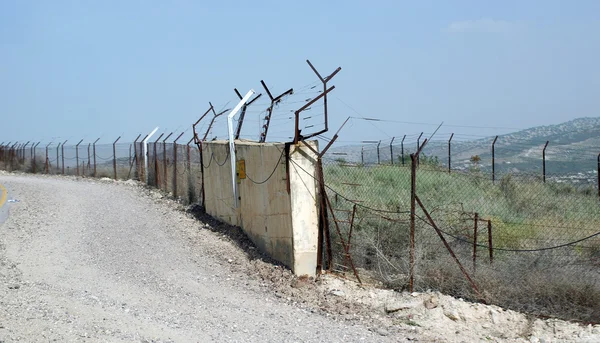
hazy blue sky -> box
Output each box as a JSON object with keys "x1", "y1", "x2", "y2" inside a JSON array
[{"x1": 1, "y1": 0, "x2": 599, "y2": 146}]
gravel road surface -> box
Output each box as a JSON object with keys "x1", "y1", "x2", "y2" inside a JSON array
[{"x1": 0, "y1": 174, "x2": 394, "y2": 342}]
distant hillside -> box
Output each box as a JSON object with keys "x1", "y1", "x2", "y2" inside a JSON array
[{"x1": 326, "y1": 117, "x2": 600, "y2": 181}]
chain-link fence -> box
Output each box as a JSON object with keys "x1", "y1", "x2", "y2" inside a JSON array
[
  {"x1": 2, "y1": 137, "x2": 599, "y2": 322},
  {"x1": 318, "y1": 142, "x2": 600, "y2": 323},
  {"x1": 0, "y1": 140, "x2": 204, "y2": 206}
]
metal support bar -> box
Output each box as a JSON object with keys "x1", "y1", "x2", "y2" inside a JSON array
[
  {"x1": 415, "y1": 195, "x2": 483, "y2": 300},
  {"x1": 293, "y1": 85, "x2": 335, "y2": 144},
  {"x1": 228, "y1": 89, "x2": 255, "y2": 208},
  {"x1": 143, "y1": 128, "x2": 159, "y2": 184},
  {"x1": 234, "y1": 88, "x2": 262, "y2": 140},
  {"x1": 193, "y1": 105, "x2": 213, "y2": 144},
  {"x1": 260, "y1": 80, "x2": 293, "y2": 143},
  {"x1": 305, "y1": 60, "x2": 341, "y2": 143},
  {"x1": 376, "y1": 140, "x2": 381, "y2": 165},
  {"x1": 202, "y1": 104, "x2": 230, "y2": 142}
]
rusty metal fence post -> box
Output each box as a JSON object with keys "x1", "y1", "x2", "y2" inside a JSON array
[
  {"x1": 543, "y1": 141, "x2": 549, "y2": 182},
  {"x1": 401, "y1": 135, "x2": 406, "y2": 165},
  {"x1": 132, "y1": 134, "x2": 143, "y2": 180},
  {"x1": 389, "y1": 137, "x2": 395, "y2": 165},
  {"x1": 360, "y1": 146, "x2": 364, "y2": 165},
  {"x1": 113, "y1": 136, "x2": 121, "y2": 180},
  {"x1": 597, "y1": 152, "x2": 600, "y2": 199},
  {"x1": 492, "y1": 136, "x2": 498, "y2": 183},
  {"x1": 56, "y1": 143, "x2": 61, "y2": 174},
  {"x1": 45, "y1": 142, "x2": 51, "y2": 174},
  {"x1": 162, "y1": 132, "x2": 173, "y2": 191},
  {"x1": 32, "y1": 142, "x2": 40, "y2": 173},
  {"x1": 488, "y1": 220, "x2": 493, "y2": 264},
  {"x1": 93, "y1": 138, "x2": 100, "y2": 177},
  {"x1": 61, "y1": 140, "x2": 67, "y2": 175},
  {"x1": 75, "y1": 139, "x2": 83, "y2": 176},
  {"x1": 473, "y1": 213, "x2": 479, "y2": 273},
  {"x1": 153, "y1": 133, "x2": 164, "y2": 187},
  {"x1": 416, "y1": 132, "x2": 423, "y2": 166},
  {"x1": 409, "y1": 152, "x2": 417, "y2": 292},
  {"x1": 376, "y1": 140, "x2": 381, "y2": 164},
  {"x1": 448, "y1": 133, "x2": 454, "y2": 173},
  {"x1": 172, "y1": 132, "x2": 184, "y2": 198}
]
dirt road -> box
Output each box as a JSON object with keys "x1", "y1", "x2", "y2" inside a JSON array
[{"x1": 0, "y1": 174, "x2": 391, "y2": 342}]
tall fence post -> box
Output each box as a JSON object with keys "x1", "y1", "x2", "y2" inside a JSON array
[
  {"x1": 416, "y1": 132, "x2": 423, "y2": 166},
  {"x1": 597, "y1": 152, "x2": 600, "y2": 199},
  {"x1": 542, "y1": 141, "x2": 549, "y2": 183},
  {"x1": 376, "y1": 140, "x2": 381, "y2": 165},
  {"x1": 22, "y1": 141, "x2": 30, "y2": 165},
  {"x1": 162, "y1": 132, "x2": 173, "y2": 191},
  {"x1": 492, "y1": 136, "x2": 498, "y2": 183},
  {"x1": 401, "y1": 135, "x2": 406, "y2": 165},
  {"x1": 45, "y1": 142, "x2": 51, "y2": 174},
  {"x1": 389, "y1": 137, "x2": 395, "y2": 165},
  {"x1": 448, "y1": 133, "x2": 454, "y2": 173},
  {"x1": 56, "y1": 143, "x2": 61, "y2": 174},
  {"x1": 61, "y1": 140, "x2": 68, "y2": 175},
  {"x1": 409, "y1": 138, "x2": 427, "y2": 293},
  {"x1": 233, "y1": 88, "x2": 262, "y2": 140},
  {"x1": 93, "y1": 138, "x2": 100, "y2": 177},
  {"x1": 361, "y1": 146, "x2": 364, "y2": 165},
  {"x1": 32, "y1": 142, "x2": 40, "y2": 173},
  {"x1": 75, "y1": 139, "x2": 84, "y2": 176},
  {"x1": 409, "y1": 152, "x2": 417, "y2": 292},
  {"x1": 488, "y1": 220, "x2": 493, "y2": 264},
  {"x1": 187, "y1": 137, "x2": 193, "y2": 203},
  {"x1": 172, "y1": 132, "x2": 185, "y2": 198},
  {"x1": 113, "y1": 136, "x2": 121, "y2": 180},
  {"x1": 132, "y1": 134, "x2": 142, "y2": 180},
  {"x1": 473, "y1": 213, "x2": 478, "y2": 273},
  {"x1": 153, "y1": 133, "x2": 165, "y2": 187},
  {"x1": 87, "y1": 143, "x2": 91, "y2": 172}
]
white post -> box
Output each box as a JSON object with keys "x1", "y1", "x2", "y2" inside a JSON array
[
  {"x1": 228, "y1": 89, "x2": 255, "y2": 208},
  {"x1": 143, "y1": 127, "x2": 159, "y2": 184}
]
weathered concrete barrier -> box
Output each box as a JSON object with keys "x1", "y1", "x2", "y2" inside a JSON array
[{"x1": 203, "y1": 140, "x2": 319, "y2": 276}]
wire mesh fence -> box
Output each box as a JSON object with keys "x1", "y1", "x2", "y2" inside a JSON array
[
  {"x1": 0, "y1": 140, "x2": 205, "y2": 207},
  {"x1": 319, "y1": 143, "x2": 600, "y2": 323}
]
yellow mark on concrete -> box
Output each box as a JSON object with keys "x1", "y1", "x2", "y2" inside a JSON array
[{"x1": 0, "y1": 183, "x2": 6, "y2": 208}]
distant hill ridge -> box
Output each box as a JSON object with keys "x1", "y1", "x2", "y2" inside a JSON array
[{"x1": 327, "y1": 117, "x2": 600, "y2": 176}]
